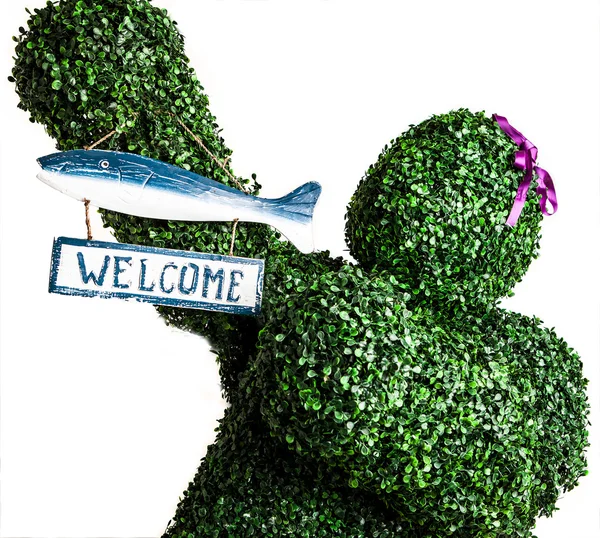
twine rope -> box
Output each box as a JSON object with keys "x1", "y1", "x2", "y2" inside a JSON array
[
  {"x1": 229, "y1": 218, "x2": 239, "y2": 256},
  {"x1": 83, "y1": 198, "x2": 93, "y2": 240},
  {"x1": 169, "y1": 113, "x2": 248, "y2": 194},
  {"x1": 83, "y1": 130, "x2": 117, "y2": 151},
  {"x1": 82, "y1": 112, "x2": 246, "y2": 192}
]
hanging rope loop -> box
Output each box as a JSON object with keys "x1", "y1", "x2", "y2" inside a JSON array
[
  {"x1": 82, "y1": 112, "x2": 245, "y2": 254},
  {"x1": 229, "y1": 218, "x2": 240, "y2": 256},
  {"x1": 83, "y1": 199, "x2": 93, "y2": 240}
]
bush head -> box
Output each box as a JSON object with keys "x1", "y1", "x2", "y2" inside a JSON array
[{"x1": 345, "y1": 109, "x2": 544, "y2": 306}]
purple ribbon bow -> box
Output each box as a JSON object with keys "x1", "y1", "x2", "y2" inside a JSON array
[{"x1": 493, "y1": 113, "x2": 558, "y2": 226}]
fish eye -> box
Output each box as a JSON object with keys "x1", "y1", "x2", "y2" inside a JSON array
[{"x1": 99, "y1": 160, "x2": 110, "y2": 169}]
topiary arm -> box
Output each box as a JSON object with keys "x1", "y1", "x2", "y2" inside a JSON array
[{"x1": 10, "y1": 0, "x2": 283, "y2": 400}]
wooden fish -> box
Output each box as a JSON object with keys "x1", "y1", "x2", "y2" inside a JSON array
[{"x1": 37, "y1": 150, "x2": 321, "y2": 253}]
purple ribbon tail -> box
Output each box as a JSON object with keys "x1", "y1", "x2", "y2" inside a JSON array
[
  {"x1": 505, "y1": 168, "x2": 533, "y2": 227},
  {"x1": 534, "y1": 166, "x2": 558, "y2": 216},
  {"x1": 493, "y1": 113, "x2": 558, "y2": 225},
  {"x1": 506, "y1": 205, "x2": 524, "y2": 227}
]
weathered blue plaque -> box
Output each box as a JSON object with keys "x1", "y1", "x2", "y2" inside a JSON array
[{"x1": 49, "y1": 237, "x2": 264, "y2": 315}]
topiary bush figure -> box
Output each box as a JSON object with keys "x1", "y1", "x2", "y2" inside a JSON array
[{"x1": 11, "y1": 2, "x2": 589, "y2": 537}]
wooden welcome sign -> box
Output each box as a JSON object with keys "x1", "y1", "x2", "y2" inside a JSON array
[{"x1": 49, "y1": 237, "x2": 265, "y2": 315}]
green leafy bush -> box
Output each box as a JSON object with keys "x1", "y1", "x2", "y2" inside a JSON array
[
  {"x1": 253, "y1": 269, "x2": 588, "y2": 535},
  {"x1": 164, "y1": 399, "x2": 409, "y2": 538},
  {"x1": 11, "y1": 2, "x2": 589, "y2": 537}
]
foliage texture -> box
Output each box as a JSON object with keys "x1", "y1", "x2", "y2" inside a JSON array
[{"x1": 11, "y1": 1, "x2": 589, "y2": 537}]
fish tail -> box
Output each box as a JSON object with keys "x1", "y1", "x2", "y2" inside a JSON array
[{"x1": 271, "y1": 182, "x2": 322, "y2": 253}]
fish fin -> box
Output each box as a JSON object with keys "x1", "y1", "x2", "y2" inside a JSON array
[
  {"x1": 273, "y1": 181, "x2": 322, "y2": 218},
  {"x1": 271, "y1": 182, "x2": 322, "y2": 253}
]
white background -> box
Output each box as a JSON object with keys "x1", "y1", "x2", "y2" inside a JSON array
[{"x1": 1, "y1": 1, "x2": 599, "y2": 537}]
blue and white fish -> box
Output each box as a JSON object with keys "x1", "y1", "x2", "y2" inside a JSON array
[{"x1": 37, "y1": 149, "x2": 321, "y2": 253}]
